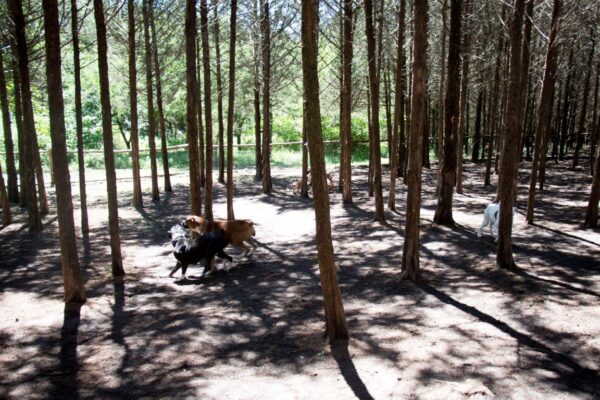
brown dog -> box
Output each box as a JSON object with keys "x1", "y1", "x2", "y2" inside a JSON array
[{"x1": 183, "y1": 215, "x2": 257, "y2": 256}]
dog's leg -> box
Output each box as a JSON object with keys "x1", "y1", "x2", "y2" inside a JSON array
[
  {"x1": 169, "y1": 262, "x2": 181, "y2": 278},
  {"x1": 477, "y1": 213, "x2": 489, "y2": 237},
  {"x1": 209, "y1": 257, "x2": 217, "y2": 273},
  {"x1": 246, "y1": 241, "x2": 257, "y2": 256},
  {"x1": 180, "y1": 264, "x2": 188, "y2": 280}
]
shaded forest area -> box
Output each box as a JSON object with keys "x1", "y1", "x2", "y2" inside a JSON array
[{"x1": 1, "y1": 0, "x2": 600, "y2": 398}]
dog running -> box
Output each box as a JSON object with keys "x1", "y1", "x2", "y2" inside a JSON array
[
  {"x1": 168, "y1": 223, "x2": 232, "y2": 279},
  {"x1": 182, "y1": 215, "x2": 257, "y2": 257}
]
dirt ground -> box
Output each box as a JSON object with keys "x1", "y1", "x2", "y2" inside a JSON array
[{"x1": 1, "y1": 160, "x2": 599, "y2": 400}]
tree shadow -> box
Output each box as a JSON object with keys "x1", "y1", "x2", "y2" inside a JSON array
[{"x1": 331, "y1": 339, "x2": 375, "y2": 400}]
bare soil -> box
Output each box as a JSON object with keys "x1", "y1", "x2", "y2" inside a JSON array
[{"x1": 1, "y1": 161, "x2": 599, "y2": 400}]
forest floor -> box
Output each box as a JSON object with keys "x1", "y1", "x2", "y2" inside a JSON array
[{"x1": 1, "y1": 160, "x2": 599, "y2": 400}]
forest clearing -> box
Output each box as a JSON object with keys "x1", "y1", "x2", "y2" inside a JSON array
[
  {"x1": 1, "y1": 0, "x2": 600, "y2": 398},
  {"x1": 1, "y1": 162, "x2": 599, "y2": 399}
]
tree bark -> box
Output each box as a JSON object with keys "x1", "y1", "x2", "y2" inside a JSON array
[
  {"x1": 364, "y1": 0, "x2": 385, "y2": 222},
  {"x1": 196, "y1": 37, "x2": 206, "y2": 188},
  {"x1": 72, "y1": 0, "x2": 90, "y2": 231},
  {"x1": 186, "y1": 0, "x2": 202, "y2": 215},
  {"x1": 143, "y1": 0, "x2": 160, "y2": 202},
  {"x1": 260, "y1": 0, "x2": 273, "y2": 194},
  {"x1": 496, "y1": 0, "x2": 525, "y2": 270},
  {"x1": 574, "y1": 29, "x2": 595, "y2": 169},
  {"x1": 0, "y1": 161, "x2": 10, "y2": 226},
  {"x1": 0, "y1": 50, "x2": 18, "y2": 203},
  {"x1": 226, "y1": 0, "x2": 238, "y2": 220},
  {"x1": 436, "y1": 0, "x2": 448, "y2": 173},
  {"x1": 301, "y1": 0, "x2": 348, "y2": 344},
  {"x1": 11, "y1": 54, "x2": 26, "y2": 208},
  {"x1": 455, "y1": 0, "x2": 469, "y2": 195},
  {"x1": 93, "y1": 0, "x2": 124, "y2": 276},
  {"x1": 8, "y1": 0, "x2": 41, "y2": 230},
  {"x1": 472, "y1": 90, "x2": 482, "y2": 163},
  {"x1": 341, "y1": 0, "x2": 353, "y2": 204},
  {"x1": 200, "y1": 0, "x2": 215, "y2": 218},
  {"x1": 388, "y1": 0, "x2": 406, "y2": 209},
  {"x1": 43, "y1": 0, "x2": 86, "y2": 304},
  {"x1": 526, "y1": 0, "x2": 561, "y2": 224},
  {"x1": 213, "y1": 1, "x2": 225, "y2": 185},
  {"x1": 150, "y1": 0, "x2": 172, "y2": 192},
  {"x1": 253, "y1": 0, "x2": 262, "y2": 182},
  {"x1": 128, "y1": 0, "x2": 143, "y2": 209},
  {"x1": 402, "y1": 0, "x2": 428, "y2": 282},
  {"x1": 434, "y1": 0, "x2": 462, "y2": 226}
]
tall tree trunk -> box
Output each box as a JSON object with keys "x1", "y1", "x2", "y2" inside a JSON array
[
  {"x1": 226, "y1": 0, "x2": 238, "y2": 220},
  {"x1": 472, "y1": 90, "x2": 483, "y2": 163},
  {"x1": 455, "y1": 0, "x2": 469, "y2": 195},
  {"x1": 389, "y1": 0, "x2": 406, "y2": 209},
  {"x1": 590, "y1": 65, "x2": 599, "y2": 176},
  {"x1": 71, "y1": 0, "x2": 90, "y2": 232},
  {"x1": 341, "y1": 0, "x2": 353, "y2": 204},
  {"x1": 43, "y1": 0, "x2": 86, "y2": 304},
  {"x1": 402, "y1": 0, "x2": 428, "y2": 282},
  {"x1": 253, "y1": 0, "x2": 262, "y2": 182},
  {"x1": 301, "y1": 107, "x2": 310, "y2": 197},
  {"x1": 93, "y1": 0, "x2": 124, "y2": 276},
  {"x1": 196, "y1": 38, "x2": 206, "y2": 188},
  {"x1": 143, "y1": 0, "x2": 160, "y2": 201},
  {"x1": 8, "y1": 0, "x2": 41, "y2": 230},
  {"x1": 150, "y1": 1, "x2": 172, "y2": 192},
  {"x1": 0, "y1": 50, "x2": 18, "y2": 203},
  {"x1": 364, "y1": 0, "x2": 385, "y2": 222},
  {"x1": 526, "y1": 0, "x2": 561, "y2": 224},
  {"x1": 200, "y1": 0, "x2": 214, "y2": 218},
  {"x1": 516, "y1": 0, "x2": 534, "y2": 162},
  {"x1": 436, "y1": 0, "x2": 448, "y2": 173},
  {"x1": 301, "y1": 0, "x2": 348, "y2": 344},
  {"x1": 496, "y1": 0, "x2": 525, "y2": 270},
  {"x1": 384, "y1": 67, "x2": 393, "y2": 167},
  {"x1": 559, "y1": 51, "x2": 574, "y2": 161},
  {"x1": 128, "y1": 0, "x2": 143, "y2": 209},
  {"x1": 11, "y1": 54, "x2": 26, "y2": 208},
  {"x1": 186, "y1": 0, "x2": 202, "y2": 215},
  {"x1": 0, "y1": 161, "x2": 10, "y2": 225},
  {"x1": 434, "y1": 0, "x2": 462, "y2": 225},
  {"x1": 260, "y1": 0, "x2": 272, "y2": 194},
  {"x1": 574, "y1": 29, "x2": 595, "y2": 169},
  {"x1": 213, "y1": 1, "x2": 225, "y2": 185}
]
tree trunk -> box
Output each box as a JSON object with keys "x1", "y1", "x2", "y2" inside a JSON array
[
  {"x1": 200, "y1": 0, "x2": 214, "y2": 218},
  {"x1": 143, "y1": 0, "x2": 160, "y2": 202},
  {"x1": 128, "y1": 0, "x2": 143, "y2": 209},
  {"x1": 402, "y1": 0, "x2": 428, "y2": 282},
  {"x1": 496, "y1": 0, "x2": 525, "y2": 270},
  {"x1": 526, "y1": 0, "x2": 561, "y2": 224},
  {"x1": 72, "y1": 0, "x2": 90, "y2": 230},
  {"x1": 196, "y1": 37, "x2": 206, "y2": 188},
  {"x1": 8, "y1": 0, "x2": 41, "y2": 230},
  {"x1": 301, "y1": 107, "x2": 310, "y2": 198},
  {"x1": 455, "y1": 0, "x2": 469, "y2": 195},
  {"x1": 0, "y1": 161, "x2": 10, "y2": 226},
  {"x1": 590, "y1": 65, "x2": 599, "y2": 176},
  {"x1": 559, "y1": 51, "x2": 574, "y2": 161},
  {"x1": 226, "y1": 0, "x2": 238, "y2": 220},
  {"x1": 43, "y1": 0, "x2": 86, "y2": 304},
  {"x1": 301, "y1": 0, "x2": 348, "y2": 344},
  {"x1": 574, "y1": 29, "x2": 595, "y2": 169},
  {"x1": 341, "y1": 0, "x2": 353, "y2": 204},
  {"x1": 434, "y1": 0, "x2": 462, "y2": 226},
  {"x1": 261, "y1": 0, "x2": 273, "y2": 194},
  {"x1": 186, "y1": 0, "x2": 202, "y2": 215},
  {"x1": 0, "y1": 50, "x2": 18, "y2": 203},
  {"x1": 253, "y1": 0, "x2": 262, "y2": 182},
  {"x1": 214, "y1": 1, "x2": 225, "y2": 185},
  {"x1": 389, "y1": 0, "x2": 406, "y2": 209},
  {"x1": 11, "y1": 54, "x2": 26, "y2": 208},
  {"x1": 150, "y1": 0, "x2": 172, "y2": 192},
  {"x1": 436, "y1": 0, "x2": 448, "y2": 174},
  {"x1": 93, "y1": 0, "x2": 124, "y2": 275},
  {"x1": 364, "y1": 0, "x2": 385, "y2": 222},
  {"x1": 472, "y1": 90, "x2": 483, "y2": 163}
]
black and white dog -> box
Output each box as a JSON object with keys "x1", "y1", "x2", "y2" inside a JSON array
[
  {"x1": 476, "y1": 203, "x2": 516, "y2": 241},
  {"x1": 168, "y1": 224, "x2": 232, "y2": 279}
]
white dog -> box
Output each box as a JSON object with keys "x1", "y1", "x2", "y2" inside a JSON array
[{"x1": 477, "y1": 203, "x2": 516, "y2": 241}]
